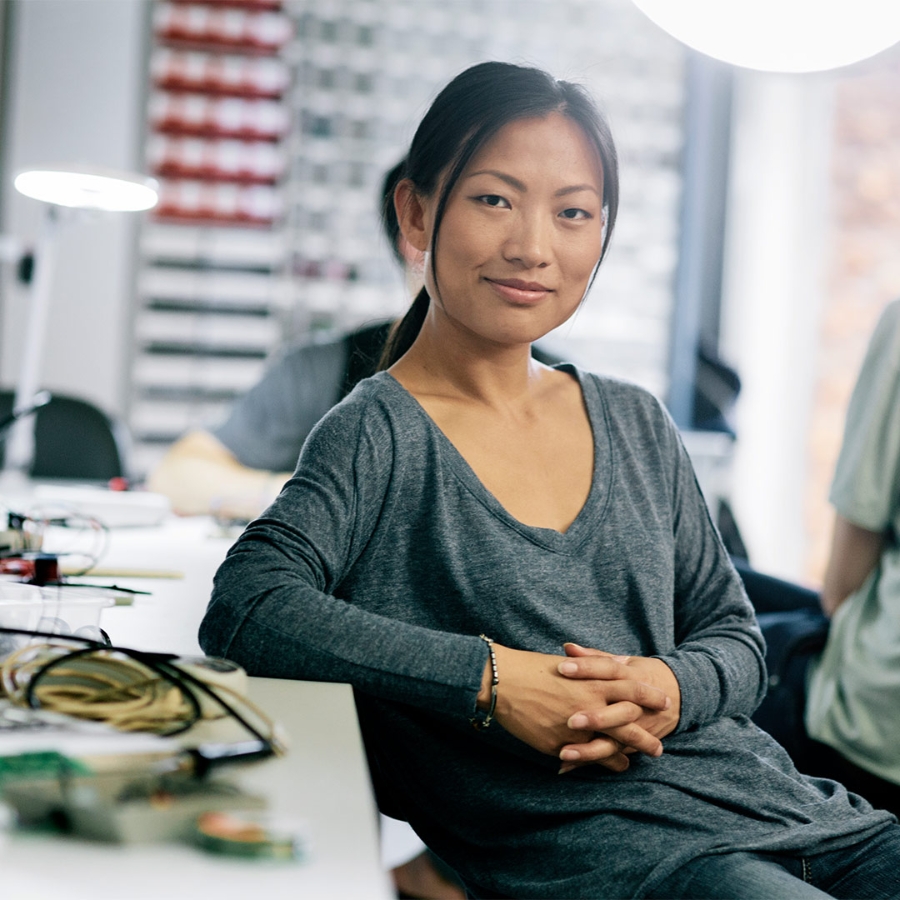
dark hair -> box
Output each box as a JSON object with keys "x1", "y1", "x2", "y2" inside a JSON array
[
  {"x1": 378, "y1": 61, "x2": 619, "y2": 370},
  {"x1": 380, "y1": 157, "x2": 407, "y2": 266}
]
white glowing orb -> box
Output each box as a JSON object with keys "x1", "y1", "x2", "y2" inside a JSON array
[{"x1": 631, "y1": 0, "x2": 900, "y2": 73}]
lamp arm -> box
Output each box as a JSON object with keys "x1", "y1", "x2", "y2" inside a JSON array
[{"x1": 3, "y1": 207, "x2": 59, "y2": 473}]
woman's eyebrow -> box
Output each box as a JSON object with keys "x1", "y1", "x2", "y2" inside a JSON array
[
  {"x1": 555, "y1": 184, "x2": 601, "y2": 198},
  {"x1": 466, "y1": 169, "x2": 526, "y2": 191},
  {"x1": 466, "y1": 170, "x2": 599, "y2": 198}
]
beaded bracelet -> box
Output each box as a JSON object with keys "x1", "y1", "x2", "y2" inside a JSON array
[{"x1": 471, "y1": 634, "x2": 498, "y2": 731}]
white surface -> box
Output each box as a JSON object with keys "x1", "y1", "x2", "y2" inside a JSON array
[
  {"x1": 31, "y1": 484, "x2": 172, "y2": 528},
  {"x1": 0, "y1": 515, "x2": 392, "y2": 900},
  {"x1": 0, "y1": 477, "x2": 173, "y2": 529}
]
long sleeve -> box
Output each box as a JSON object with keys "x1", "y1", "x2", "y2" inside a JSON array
[
  {"x1": 200, "y1": 387, "x2": 488, "y2": 719},
  {"x1": 650, "y1": 404, "x2": 767, "y2": 731}
]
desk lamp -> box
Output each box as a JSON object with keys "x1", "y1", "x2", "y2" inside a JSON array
[
  {"x1": 630, "y1": 0, "x2": 900, "y2": 73},
  {"x1": 2, "y1": 165, "x2": 158, "y2": 480}
]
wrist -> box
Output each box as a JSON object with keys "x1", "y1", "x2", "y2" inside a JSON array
[
  {"x1": 471, "y1": 635, "x2": 498, "y2": 730},
  {"x1": 477, "y1": 658, "x2": 493, "y2": 709}
]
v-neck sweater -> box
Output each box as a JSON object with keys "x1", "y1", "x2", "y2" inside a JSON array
[{"x1": 201, "y1": 367, "x2": 891, "y2": 899}]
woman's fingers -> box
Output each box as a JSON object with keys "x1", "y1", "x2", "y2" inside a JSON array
[
  {"x1": 563, "y1": 642, "x2": 628, "y2": 662},
  {"x1": 559, "y1": 731, "x2": 630, "y2": 773},
  {"x1": 563, "y1": 702, "x2": 664, "y2": 759},
  {"x1": 558, "y1": 661, "x2": 671, "y2": 712}
]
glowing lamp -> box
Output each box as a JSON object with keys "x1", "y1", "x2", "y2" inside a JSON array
[
  {"x1": 2, "y1": 166, "x2": 158, "y2": 477},
  {"x1": 630, "y1": 0, "x2": 900, "y2": 73}
]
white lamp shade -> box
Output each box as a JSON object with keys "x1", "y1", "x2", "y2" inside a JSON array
[
  {"x1": 631, "y1": 0, "x2": 900, "y2": 73},
  {"x1": 14, "y1": 164, "x2": 159, "y2": 212}
]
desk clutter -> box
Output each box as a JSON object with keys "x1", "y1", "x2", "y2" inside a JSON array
[
  {"x1": 0, "y1": 499, "x2": 304, "y2": 862},
  {"x1": 0, "y1": 634, "x2": 299, "y2": 856}
]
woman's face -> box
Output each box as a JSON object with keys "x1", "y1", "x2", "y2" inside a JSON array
[{"x1": 414, "y1": 112, "x2": 605, "y2": 348}]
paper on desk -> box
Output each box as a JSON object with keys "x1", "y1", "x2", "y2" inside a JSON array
[
  {"x1": 61, "y1": 565, "x2": 183, "y2": 580},
  {"x1": 32, "y1": 485, "x2": 171, "y2": 529}
]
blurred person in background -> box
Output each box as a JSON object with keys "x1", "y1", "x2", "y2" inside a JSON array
[
  {"x1": 147, "y1": 161, "x2": 414, "y2": 523},
  {"x1": 802, "y1": 298, "x2": 900, "y2": 816},
  {"x1": 747, "y1": 298, "x2": 900, "y2": 821}
]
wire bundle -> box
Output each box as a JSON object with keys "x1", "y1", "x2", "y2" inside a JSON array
[
  {"x1": 1, "y1": 644, "x2": 198, "y2": 734},
  {"x1": 0, "y1": 631, "x2": 283, "y2": 762}
]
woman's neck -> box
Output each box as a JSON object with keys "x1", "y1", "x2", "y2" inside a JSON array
[{"x1": 390, "y1": 312, "x2": 545, "y2": 409}]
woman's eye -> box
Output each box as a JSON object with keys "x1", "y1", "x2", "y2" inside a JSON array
[
  {"x1": 476, "y1": 194, "x2": 510, "y2": 209},
  {"x1": 559, "y1": 207, "x2": 592, "y2": 221}
]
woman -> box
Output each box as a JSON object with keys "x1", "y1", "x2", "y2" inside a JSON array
[{"x1": 200, "y1": 62, "x2": 900, "y2": 899}]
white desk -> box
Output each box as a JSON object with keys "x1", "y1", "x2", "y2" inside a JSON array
[{"x1": 0, "y1": 514, "x2": 392, "y2": 900}]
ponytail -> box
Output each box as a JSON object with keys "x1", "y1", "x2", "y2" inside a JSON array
[{"x1": 377, "y1": 287, "x2": 430, "y2": 370}]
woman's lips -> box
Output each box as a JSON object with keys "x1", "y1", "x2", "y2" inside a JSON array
[{"x1": 485, "y1": 278, "x2": 553, "y2": 305}]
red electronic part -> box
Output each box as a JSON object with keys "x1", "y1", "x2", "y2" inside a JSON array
[{"x1": 154, "y1": 5, "x2": 292, "y2": 56}]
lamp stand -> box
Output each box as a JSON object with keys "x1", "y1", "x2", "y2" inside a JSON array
[{"x1": 3, "y1": 205, "x2": 59, "y2": 475}]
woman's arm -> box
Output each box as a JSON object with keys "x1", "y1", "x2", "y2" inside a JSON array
[
  {"x1": 200, "y1": 404, "x2": 492, "y2": 717},
  {"x1": 821, "y1": 513, "x2": 885, "y2": 616},
  {"x1": 660, "y1": 426, "x2": 767, "y2": 729},
  {"x1": 822, "y1": 302, "x2": 900, "y2": 614},
  {"x1": 555, "y1": 396, "x2": 766, "y2": 744}
]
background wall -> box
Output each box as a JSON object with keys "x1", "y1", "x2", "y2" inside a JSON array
[
  {"x1": 720, "y1": 43, "x2": 900, "y2": 584},
  {"x1": 805, "y1": 48, "x2": 900, "y2": 582},
  {"x1": 0, "y1": 0, "x2": 149, "y2": 416}
]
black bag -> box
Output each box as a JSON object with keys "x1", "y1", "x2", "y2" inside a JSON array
[{"x1": 752, "y1": 608, "x2": 830, "y2": 768}]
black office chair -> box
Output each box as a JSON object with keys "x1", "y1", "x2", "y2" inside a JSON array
[{"x1": 0, "y1": 390, "x2": 132, "y2": 482}]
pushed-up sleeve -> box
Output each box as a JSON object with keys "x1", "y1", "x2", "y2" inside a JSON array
[
  {"x1": 652, "y1": 408, "x2": 767, "y2": 732},
  {"x1": 830, "y1": 300, "x2": 900, "y2": 532},
  {"x1": 199, "y1": 390, "x2": 488, "y2": 719}
]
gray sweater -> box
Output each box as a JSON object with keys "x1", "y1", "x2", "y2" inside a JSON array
[{"x1": 200, "y1": 367, "x2": 891, "y2": 899}]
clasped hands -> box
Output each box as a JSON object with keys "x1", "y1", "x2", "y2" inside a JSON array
[{"x1": 477, "y1": 642, "x2": 681, "y2": 774}]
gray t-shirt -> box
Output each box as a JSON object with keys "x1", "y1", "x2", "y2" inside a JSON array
[
  {"x1": 201, "y1": 368, "x2": 890, "y2": 899},
  {"x1": 213, "y1": 338, "x2": 347, "y2": 472}
]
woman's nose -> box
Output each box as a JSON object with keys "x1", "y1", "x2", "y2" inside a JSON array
[{"x1": 502, "y1": 214, "x2": 551, "y2": 269}]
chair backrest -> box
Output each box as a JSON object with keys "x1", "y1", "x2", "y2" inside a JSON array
[{"x1": 0, "y1": 391, "x2": 131, "y2": 482}]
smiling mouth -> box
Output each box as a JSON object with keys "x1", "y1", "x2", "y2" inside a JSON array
[{"x1": 484, "y1": 278, "x2": 553, "y2": 304}]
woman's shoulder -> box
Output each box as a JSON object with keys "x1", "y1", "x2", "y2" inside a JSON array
[
  {"x1": 562, "y1": 364, "x2": 670, "y2": 420},
  {"x1": 301, "y1": 371, "x2": 421, "y2": 457},
  {"x1": 561, "y1": 364, "x2": 682, "y2": 465}
]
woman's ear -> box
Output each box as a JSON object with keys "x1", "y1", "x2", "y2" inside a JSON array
[{"x1": 394, "y1": 179, "x2": 430, "y2": 254}]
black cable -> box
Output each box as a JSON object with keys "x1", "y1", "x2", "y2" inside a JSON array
[
  {"x1": 22, "y1": 644, "x2": 203, "y2": 737},
  {"x1": 0, "y1": 626, "x2": 276, "y2": 766}
]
